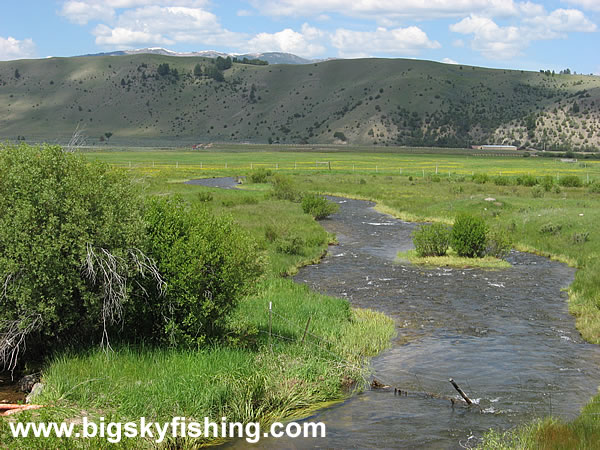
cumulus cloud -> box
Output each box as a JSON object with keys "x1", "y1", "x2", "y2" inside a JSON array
[
  {"x1": 60, "y1": 0, "x2": 209, "y2": 24},
  {"x1": 90, "y1": 5, "x2": 244, "y2": 48},
  {"x1": 0, "y1": 36, "x2": 36, "y2": 61},
  {"x1": 245, "y1": 23, "x2": 325, "y2": 57},
  {"x1": 249, "y1": 0, "x2": 518, "y2": 20},
  {"x1": 562, "y1": 0, "x2": 600, "y2": 12},
  {"x1": 524, "y1": 8, "x2": 596, "y2": 37},
  {"x1": 451, "y1": 8, "x2": 597, "y2": 60},
  {"x1": 330, "y1": 27, "x2": 440, "y2": 58}
]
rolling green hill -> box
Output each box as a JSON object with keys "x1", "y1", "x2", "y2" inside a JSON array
[{"x1": 1, "y1": 54, "x2": 599, "y2": 150}]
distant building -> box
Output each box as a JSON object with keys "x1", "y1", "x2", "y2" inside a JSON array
[{"x1": 471, "y1": 144, "x2": 518, "y2": 151}]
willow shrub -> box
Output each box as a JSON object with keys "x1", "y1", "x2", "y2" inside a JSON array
[
  {"x1": 301, "y1": 194, "x2": 339, "y2": 220},
  {"x1": 0, "y1": 144, "x2": 265, "y2": 368},
  {"x1": 143, "y1": 197, "x2": 265, "y2": 347},
  {"x1": 0, "y1": 144, "x2": 146, "y2": 365},
  {"x1": 412, "y1": 223, "x2": 451, "y2": 257},
  {"x1": 451, "y1": 213, "x2": 488, "y2": 258}
]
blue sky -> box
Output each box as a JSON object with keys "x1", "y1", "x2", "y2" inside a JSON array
[{"x1": 1, "y1": 1, "x2": 599, "y2": 73}]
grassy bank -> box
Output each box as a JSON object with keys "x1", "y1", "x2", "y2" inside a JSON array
[{"x1": 0, "y1": 168, "x2": 394, "y2": 448}]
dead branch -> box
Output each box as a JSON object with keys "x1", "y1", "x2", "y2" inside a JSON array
[
  {"x1": 1, "y1": 273, "x2": 12, "y2": 301},
  {"x1": 83, "y1": 244, "x2": 166, "y2": 351},
  {"x1": 0, "y1": 315, "x2": 42, "y2": 376},
  {"x1": 65, "y1": 123, "x2": 87, "y2": 152}
]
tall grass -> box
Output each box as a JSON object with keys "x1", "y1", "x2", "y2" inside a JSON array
[{"x1": 0, "y1": 279, "x2": 394, "y2": 448}]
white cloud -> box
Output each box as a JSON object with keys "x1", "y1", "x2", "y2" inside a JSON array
[
  {"x1": 60, "y1": 0, "x2": 209, "y2": 24},
  {"x1": 450, "y1": 15, "x2": 522, "y2": 59},
  {"x1": 250, "y1": 0, "x2": 518, "y2": 20},
  {"x1": 442, "y1": 57, "x2": 459, "y2": 64},
  {"x1": 0, "y1": 36, "x2": 36, "y2": 61},
  {"x1": 518, "y1": 1, "x2": 546, "y2": 17},
  {"x1": 524, "y1": 8, "x2": 596, "y2": 37},
  {"x1": 330, "y1": 27, "x2": 441, "y2": 58},
  {"x1": 60, "y1": 1, "x2": 115, "y2": 24},
  {"x1": 451, "y1": 8, "x2": 597, "y2": 60},
  {"x1": 245, "y1": 23, "x2": 326, "y2": 57},
  {"x1": 91, "y1": 5, "x2": 244, "y2": 48},
  {"x1": 562, "y1": 0, "x2": 600, "y2": 12}
]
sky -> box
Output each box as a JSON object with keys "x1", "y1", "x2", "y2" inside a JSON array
[{"x1": 0, "y1": 0, "x2": 599, "y2": 74}]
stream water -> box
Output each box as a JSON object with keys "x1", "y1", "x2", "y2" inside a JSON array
[{"x1": 188, "y1": 179, "x2": 600, "y2": 448}]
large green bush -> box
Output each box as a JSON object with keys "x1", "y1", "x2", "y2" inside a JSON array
[
  {"x1": 412, "y1": 223, "x2": 450, "y2": 257},
  {"x1": 301, "y1": 194, "x2": 339, "y2": 220},
  {"x1": 143, "y1": 197, "x2": 265, "y2": 347},
  {"x1": 0, "y1": 144, "x2": 265, "y2": 368},
  {"x1": 0, "y1": 144, "x2": 150, "y2": 368},
  {"x1": 451, "y1": 214, "x2": 488, "y2": 258}
]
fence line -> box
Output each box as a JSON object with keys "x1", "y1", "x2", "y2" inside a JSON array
[{"x1": 105, "y1": 160, "x2": 600, "y2": 180}]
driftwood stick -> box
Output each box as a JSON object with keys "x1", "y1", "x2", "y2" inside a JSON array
[
  {"x1": 301, "y1": 316, "x2": 312, "y2": 344},
  {"x1": 449, "y1": 378, "x2": 473, "y2": 405}
]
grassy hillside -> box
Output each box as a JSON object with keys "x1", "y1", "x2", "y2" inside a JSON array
[{"x1": 1, "y1": 54, "x2": 600, "y2": 150}]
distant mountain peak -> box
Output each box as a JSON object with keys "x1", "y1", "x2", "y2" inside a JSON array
[{"x1": 80, "y1": 47, "x2": 316, "y2": 65}]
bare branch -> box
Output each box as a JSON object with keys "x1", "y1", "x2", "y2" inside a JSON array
[
  {"x1": 65, "y1": 123, "x2": 87, "y2": 153},
  {"x1": 83, "y1": 243, "x2": 166, "y2": 351},
  {"x1": 1, "y1": 273, "x2": 12, "y2": 301},
  {"x1": 0, "y1": 315, "x2": 42, "y2": 376}
]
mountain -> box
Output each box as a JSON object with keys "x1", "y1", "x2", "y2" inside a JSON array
[
  {"x1": 80, "y1": 48, "x2": 314, "y2": 65},
  {"x1": 1, "y1": 53, "x2": 599, "y2": 150}
]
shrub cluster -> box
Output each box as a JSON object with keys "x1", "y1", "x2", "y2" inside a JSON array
[
  {"x1": 301, "y1": 194, "x2": 339, "y2": 220},
  {"x1": 270, "y1": 174, "x2": 302, "y2": 202},
  {"x1": 412, "y1": 223, "x2": 450, "y2": 257},
  {"x1": 558, "y1": 175, "x2": 582, "y2": 187},
  {"x1": 249, "y1": 168, "x2": 273, "y2": 184},
  {"x1": 0, "y1": 144, "x2": 264, "y2": 367},
  {"x1": 411, "y1": 215, "x2": 512, "y2": 260}
]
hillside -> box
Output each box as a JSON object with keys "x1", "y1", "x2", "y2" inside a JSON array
[{"x1": 1, "y1": 54, "x2": 600, "y2": 150}]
